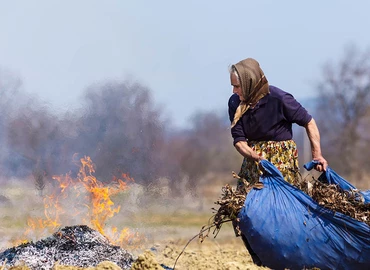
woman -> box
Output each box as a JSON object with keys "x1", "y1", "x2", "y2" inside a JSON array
[
  {"x1": 228, "y1": 58, "x2": 328, "y2": 185},
  {"x1": 228, "y1": 58, "x2": 328, "y2": 266}
]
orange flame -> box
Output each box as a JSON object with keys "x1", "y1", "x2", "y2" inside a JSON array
[{"x1": 24, "y1": 156, "x2": 143, "y2": 247}]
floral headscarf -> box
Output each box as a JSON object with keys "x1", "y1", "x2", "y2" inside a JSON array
[{"x1": 231, "y1": 58, "x2": 270, "y2": 128}]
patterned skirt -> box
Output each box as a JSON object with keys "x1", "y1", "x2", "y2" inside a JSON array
[{"x1": 238, "y1": 140, "x2": 299, "y2": 185}]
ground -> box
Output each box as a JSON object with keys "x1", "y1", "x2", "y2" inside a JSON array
[
  {"x1": 147, "y1": 237, "x2": 267, "y2": 270},
  {"x1": 0, "y1": 176, "x2": 268, "y2": 270}
]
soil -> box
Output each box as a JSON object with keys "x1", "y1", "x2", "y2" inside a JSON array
[{"x1": 147, "y1": 238, "x2": 268, "y2": 270}]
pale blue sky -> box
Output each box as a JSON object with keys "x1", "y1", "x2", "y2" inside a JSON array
[{"x1": 1, "y1": 1, "x2": 369, "y2": 127}]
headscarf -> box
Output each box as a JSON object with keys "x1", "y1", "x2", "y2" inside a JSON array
[{"x1": 231, "y1": 58, "x2": 270, "y2": 128}]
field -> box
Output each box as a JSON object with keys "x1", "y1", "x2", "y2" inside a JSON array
[
  {"x1": 2, "y1": 165, "x2": 370, "y2": 270},
  {"x1": 0, "y1": 174, "x2": 267, "y2": 270}
]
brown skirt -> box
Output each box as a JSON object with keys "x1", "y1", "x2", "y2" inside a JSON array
[{"x1": 238, "y1": 140, "x2": 300, "y2": 185}]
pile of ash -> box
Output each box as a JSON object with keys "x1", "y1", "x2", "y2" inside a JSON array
[{"x1": 0, "y1": 225, "x2": 134, "y2": 270}]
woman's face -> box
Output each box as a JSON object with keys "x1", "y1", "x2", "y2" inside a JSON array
[{"x1": 230, "y1": 73, "x2": 244, "y2": 101}]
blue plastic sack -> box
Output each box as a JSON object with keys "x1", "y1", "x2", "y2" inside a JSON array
[
  {"x1": 304, "y1": 160, "x2": 370, "y2": 204},
  {"x1": 238, "y1": 160, "x2": 370, "y2": 270}
]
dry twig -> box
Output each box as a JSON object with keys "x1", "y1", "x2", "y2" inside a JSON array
[{"x1": 172, "y1": 220, "x2": 231, "y2": 270}]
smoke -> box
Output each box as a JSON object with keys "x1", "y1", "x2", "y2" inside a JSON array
[{"x1": 0, "y1": 69, "x2": 239, "y2": 206}]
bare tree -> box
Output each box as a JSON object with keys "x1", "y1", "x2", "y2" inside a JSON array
[
  {"x1": 74, "y1": 79, "x2": 165, "y2": 184},
  {"x1": 316, "y1": 44, "x2": 370, "y2": 181},
  {"x1": 33, "y1": 163, "x2": 46, "y2": 197},
  {"x1": 6, "y1": 104, "x2": 65, "y2": 180},
  {"x1": 172, "y1": 111, "x2": 239, "y2": 193}
]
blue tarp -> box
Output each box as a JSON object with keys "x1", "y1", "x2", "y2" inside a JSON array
[
  {"x1": 304, "y1": 160, "x2": 370, "y2": 204},
  {"x1": 238, "y1": 160, "x2": 370, "y2": 270}
]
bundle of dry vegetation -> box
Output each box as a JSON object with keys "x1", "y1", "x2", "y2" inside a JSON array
[
  {"x1": 207, "y1": 172, "x2": 370, "y2": 238},
  {"x1": 295, "y1": 177, "x2": 370, "y2": 225},
  {"x1": 199, "y1": 173, "x2": 264, "y2": 240}
]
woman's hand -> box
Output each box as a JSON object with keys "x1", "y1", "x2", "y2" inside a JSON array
[{"x1": 313, "y1": 156, "x2": 328, "y2": 172}]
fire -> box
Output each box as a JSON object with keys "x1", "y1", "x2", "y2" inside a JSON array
[
  {"x1": 24, "y1": 156, "x2": 143, "y2": 247},
  {"x1": 76, "y1": 156, "x2": 125, "y2": 235}
]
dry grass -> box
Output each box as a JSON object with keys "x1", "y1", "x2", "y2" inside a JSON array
[
  {"x1": 2, "y1": 170, "x2": 368, "y2": 269},
  {"x1": 0, "y1": 175, "x2": 260, "y2": 270}
]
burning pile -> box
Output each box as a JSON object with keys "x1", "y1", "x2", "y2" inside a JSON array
[
  {"x1": 0, "y1": 156, "x2": 151, "y2": 269},
  {"x1": 21, "y1": 156, "x2": 143, "y2": 250},
  {"x1": 0, "y1": 225, "x2": 134, "y2": 270}
]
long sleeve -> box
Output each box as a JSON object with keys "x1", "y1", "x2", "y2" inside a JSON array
[{"x1": 228, "y1": 94, "x2": 246, "y2": 145}]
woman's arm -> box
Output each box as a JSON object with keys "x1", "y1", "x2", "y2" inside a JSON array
[
  {"x1": 305, "y1": 118, "x2": 328, "y2": 171},
  {"x1": 234, "y1": 141, "x2": 263, "y2": 162}
]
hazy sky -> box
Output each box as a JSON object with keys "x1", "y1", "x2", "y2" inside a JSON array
[{"x1": 1, "y1": 1, "x2": 369, "y2": 127}]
